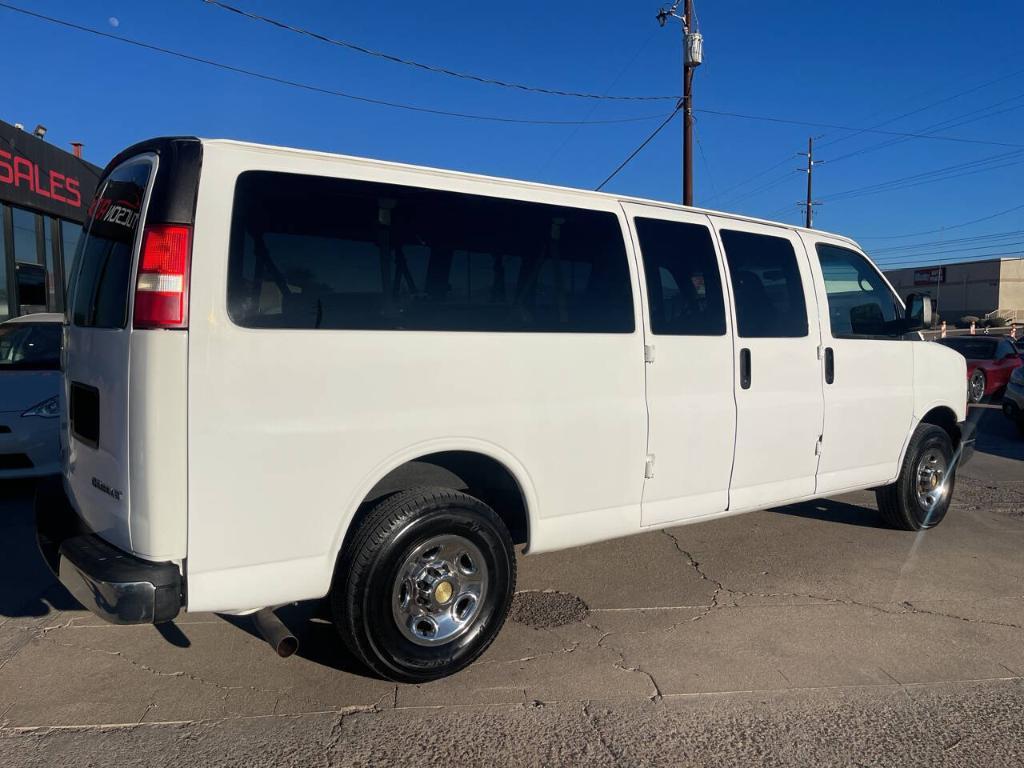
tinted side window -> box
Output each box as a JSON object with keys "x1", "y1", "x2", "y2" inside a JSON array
[
  {"x1": 720, "y1": 230, "x2": 808, "y2": 338},
  {"x1": 635, "y1": 218, "x2": 726, "y2": 336},
  {"x1": 816, "y1": 244, "x2": 900, "y2": 338},
  {"x1": 71, "y1": 159, "x2": 152, "y2": 328},
  {"x1": 227, "y1": 172, "x2": 634, "y2": 333}
]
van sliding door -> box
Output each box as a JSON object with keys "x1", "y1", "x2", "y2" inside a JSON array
[{"x1": 623, "y1": 203, "x2": 736, "y2": 527}]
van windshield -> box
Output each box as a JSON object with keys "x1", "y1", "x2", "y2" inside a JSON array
[
  {"x1": 69, "y1": 157, "x2": 154, "y2": 329},
  {"x1": 0, "y1": 322, "x2": 61, "y2": 371}
]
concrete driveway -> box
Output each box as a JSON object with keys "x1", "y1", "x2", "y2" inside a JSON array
[{"x1": 1, "y1": 405, "x2": 1022, "y2": 766}]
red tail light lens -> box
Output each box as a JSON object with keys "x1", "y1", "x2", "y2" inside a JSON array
[{"x1": 133, "y1": 224, "x2": 191, "y2": 329}]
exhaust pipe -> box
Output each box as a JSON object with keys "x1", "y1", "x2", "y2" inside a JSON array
[{"x1": 253, "y1": 608, "x2": 298, "y2": 658}]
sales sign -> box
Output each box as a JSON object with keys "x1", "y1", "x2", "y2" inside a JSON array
[{"x1": 0, "y1": 118, "x2": 100, "y2": 223}]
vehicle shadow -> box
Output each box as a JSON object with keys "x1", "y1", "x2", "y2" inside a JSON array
[
  {"x1": 971, "y1": 403, "x2": 1024, "y2": 462},
  {"x1": 221, "y1": 602, "x2": 374, "y2": 677},
  {"x1": 0, "y1": 479, "x2": 79, "y2": 619},
  {"x1": 770, "y1": 496, "x2": 884, "y2": 528}
]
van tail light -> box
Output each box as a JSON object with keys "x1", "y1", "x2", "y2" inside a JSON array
[{"x1": 133, "y1": 224, "x2": 191, "y2": 329}]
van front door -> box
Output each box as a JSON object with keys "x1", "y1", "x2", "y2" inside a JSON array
[
  {"x1": 802, "y1": 235, "x2": 915, "y2": 493},
  {"x1": 711, "y1": 218, "x2": 825, "y2": 512},
  {"x1": 623, "y1": 204, "x2": 736, "y2": 526}
]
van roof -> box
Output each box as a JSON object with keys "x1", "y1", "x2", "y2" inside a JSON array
[
  {"x1": 201, "y1": 138, "x2": 863, "y2": 250},
  {"x1": 113, "y1": 136, "x2": 862, "y2": 251}
]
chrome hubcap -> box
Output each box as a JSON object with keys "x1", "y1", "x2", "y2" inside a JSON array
[
  {"x1": 392, "y1": 534, "x2": 488, "y2": 646},
  {"x1": 970, "y1": 374, "x2": 985, "y2": 401},
  {"x1": 915, "y1": 450, "x2": 948, "y2": 516}
]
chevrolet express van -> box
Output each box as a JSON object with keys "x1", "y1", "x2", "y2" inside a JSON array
[{"x1": 37, "y1": 137, "x2": 974, "y2": 682}]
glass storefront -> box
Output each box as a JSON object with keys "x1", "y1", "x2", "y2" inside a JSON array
[{"x1": 1, "y1": 202, "x2": 82, "y2": 320}]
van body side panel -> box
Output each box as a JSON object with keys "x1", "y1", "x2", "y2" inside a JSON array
[
  {"x1": 184, "y1": 144, "x2": 647, "y2": 613},
  {"x1": 913, "y1": 342, "x2": 968, "y2": 425},
  {"x1": 127, "y1": 331, "x2": 188, "y2": 559}
]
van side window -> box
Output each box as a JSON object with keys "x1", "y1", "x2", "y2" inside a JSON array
[
  {"x1": 226, "y1": 172, "x2": 634, "y2": 333},
  {"x1": 719, "y1": 230, "x2": 808, "y2": 338},
  {"x1": 634, "y1": 218, "x2": 726, "y2": 336},
  {"x1": 816, "y1": 244, "x2": 900, "y2": 339}
]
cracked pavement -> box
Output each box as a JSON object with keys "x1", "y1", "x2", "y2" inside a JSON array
[{"x1": 1, "y1": 408, "x2": 1023, "y2": 765}]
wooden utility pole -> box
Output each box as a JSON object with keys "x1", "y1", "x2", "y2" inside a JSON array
[
  {"x1": 682, "y1": 0, "x2": 694, "y2": 206},
  {"x1": 799, "y1": 137, "x2": 822, "y2": 228},
  {"x1": 659, "y1": 1, "x2": 702, "y2": 206}
]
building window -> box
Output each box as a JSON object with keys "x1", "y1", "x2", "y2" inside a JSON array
[
  {"x1": 0, "y1": 206, "x2": 9, "y2": 322},
  {"x1": 61, "y1": 219, "x2": 83, "y2": 291}
]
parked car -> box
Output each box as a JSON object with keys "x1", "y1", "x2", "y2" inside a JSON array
[
  {"x1": 936, "y1": 336, "x2": 1023, "y2": 403},
  {"x1": 37, "y1": 137, "x2": 972, "y2": 682},
  {"x1": 1002, "y1": 365, "x2": 1024, "y2": 436},
  {"x1": 0, "y1": 313, "x2": 63, "y2": 478}
]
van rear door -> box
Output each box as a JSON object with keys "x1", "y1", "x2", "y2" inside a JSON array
[
  {"x1": 65, "y1": 155, "x2": 156, "y2": 553},
  {"x1": 64, "y1": 138, "x2": 201, "y2": 561}
]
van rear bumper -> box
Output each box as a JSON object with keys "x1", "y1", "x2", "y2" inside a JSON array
[{"x1": 35, "y1": 478, "x2": 183, "y2": 624}]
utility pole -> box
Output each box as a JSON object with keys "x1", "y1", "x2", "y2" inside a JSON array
[
  {"x1": 658, "y1": 1, "x2": 702, "y2": 206},
  {"x1": 798, "y1": 136, "x2": 822, "y2": 228}
]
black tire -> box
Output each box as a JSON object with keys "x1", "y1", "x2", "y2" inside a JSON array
[
  {"x1": 875, "y1": 424, "x2": 955, "y2": 531},
  {"x1": 330, "y1": 487, "x2": 516, "y2": 683},
  {"x1": 968, "y1": 369, "x2": 986, "y2": 403}
]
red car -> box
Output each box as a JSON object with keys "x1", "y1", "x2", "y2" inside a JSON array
[{"x1": 937, "y1": 335, "x2": 1023, "y2": 403}]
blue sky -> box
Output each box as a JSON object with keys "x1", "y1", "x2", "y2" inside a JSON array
[{"x1": 3, "y1": 0, "x2": 1022, "y2": 269}]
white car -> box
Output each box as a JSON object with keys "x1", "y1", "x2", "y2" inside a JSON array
[
  {"x1": 0, "y1": 313, "x2": 63, "y2": 479},
  {"x1": 38, "y1": 137, "x2": 972, "y2": 681}
]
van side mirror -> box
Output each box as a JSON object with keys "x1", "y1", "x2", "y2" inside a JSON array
[{"x1": 903, "y1": 293, "x2": 932, "y2": 332}]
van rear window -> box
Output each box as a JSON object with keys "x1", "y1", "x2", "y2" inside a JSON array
[
  {"x1": 226, "y1": 171, "x2": 635, "y2": 333},
  {"x1": 70, "y1": 158, "x2": 153, "y2": 329}
]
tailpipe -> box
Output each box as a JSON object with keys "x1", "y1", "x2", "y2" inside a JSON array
[{"x1": 253, "y1": 608, "x2": 298, "y2": 658}]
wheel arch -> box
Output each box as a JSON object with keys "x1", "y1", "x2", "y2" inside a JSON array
[
  {"x1": 919, "y1": 405, "x2": 962, "y2": 448},
  {"x1": 329, "y1": 440, "x2": 536, "y2": 582}
]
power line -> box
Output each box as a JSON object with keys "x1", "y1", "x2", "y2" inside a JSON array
[
  {"x1": 595, "y1": 104, "x2": 683, "y2": 191},
  {"x1": 876, "y1": 250, "x2": 1024, "y2": 270},
  {"x1": 873, "y1": 240, "x2": 1024, "y2": 265},
  {"x1": 0, "y1": 2, "x2": 672, "y2": 127},
  {"x1": 537, "y1": 29, "x2": 660, "y2": 175},
  {"x1": 856, "y1": 203, "x2": 1024, "y2": 240},
  {"x1": 820, "y1": 150, "x2": 1024, "y2": 202},
  {"x1": 870, "y1": 228, "x2": 1024, "y2": 255},
  {"x1": 826, "y1": 95, "x2": 1024, "y2": 165},
  {"x1": 694, "y1": 121, "x2": 720, "y2": 200},
  {"x1": 202, "y1": 0, "x2": 678, "y2": 102},
  {"x1": 817, "y1": 66, "x2": 1024, "y2": 151},
  {"x1": 695, "y1": 107, "x2": 1024, "y2": 149},
  {"x1": 703, "y1": 153, "x2": 794, "y2": 204}
]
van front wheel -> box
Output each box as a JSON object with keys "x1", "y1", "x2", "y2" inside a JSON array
[
  {"x1": 330, "y1": 487, "x2": 516, "y2": 682},
  {"x1": 875, "y1": 424, "x2": 955, "y2": 531}
]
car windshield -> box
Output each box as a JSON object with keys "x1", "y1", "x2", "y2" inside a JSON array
[
  {"x1": 0, "y1": 322, "x2": 61, "y2": 371},
  {"x1": 938, "y1": 337, "x2": 999, "y2": 360}
]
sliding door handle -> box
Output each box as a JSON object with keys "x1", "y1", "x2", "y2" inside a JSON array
[
  {"x1": 824, "y1": 347, "x2": 835, "y2": 384},
  {"x1": 740, "y1": 348, "x2": 751, "y2": 390}
]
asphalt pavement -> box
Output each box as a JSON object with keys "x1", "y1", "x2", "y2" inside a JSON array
[{"x1": 1, "y1": 405, "x2": 1022, "y2": 766}]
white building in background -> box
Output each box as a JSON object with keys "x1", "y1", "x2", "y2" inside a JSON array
[{"x1": 884, "y1": 257, "x2": 1024, "y2": 323}]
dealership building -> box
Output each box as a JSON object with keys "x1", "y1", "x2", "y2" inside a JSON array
[
  {"x1": 1, "y1": 118, "x2": 100, "y2": 322},
  {"x1": 884, "y1": 257, "x2": 1024, "y2": 323}
]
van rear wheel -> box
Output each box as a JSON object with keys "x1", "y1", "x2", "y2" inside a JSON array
[
  {"x1": 875, "y1": 424, "x2": 955, "y2": 531},
  {"x1": 330, "y1": 487, "x2": 516, "y2": 682}
]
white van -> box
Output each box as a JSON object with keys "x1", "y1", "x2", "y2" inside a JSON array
[{"x1": 37, "y1": 137, "x2": 973, "y2": 681}]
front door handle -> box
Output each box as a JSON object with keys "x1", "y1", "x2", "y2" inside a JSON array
[
  {"x1": 824, "y1": 347, "x2": 835, "y2": 384},
  {"x1": 740, "y1": 348, "x2": 751, "y2": 389}
]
